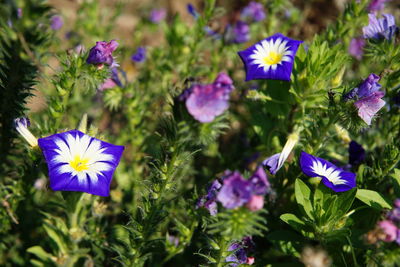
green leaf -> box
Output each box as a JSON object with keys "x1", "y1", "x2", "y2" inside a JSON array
[
  {"x1": 294, "y1": 179, "x2": 313, "y2": 219},
  {"x1": 27, "y1": 246, "x2": 54, "y2": 262},
  {"x1": 391, "y1": 169, "x2": 400, "y2": 196},
  {"x1": 356, "y1": 189, "x2": 392, "y2": 210},
  {"x1": 280, "y1": 213, "x2": 308, "y2": 233}
]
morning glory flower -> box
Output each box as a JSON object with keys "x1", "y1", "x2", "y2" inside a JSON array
[
  {"x1": 363, "y1": 13, "x2": 397, "y2": 40},
  {"x1": 348, "y1": 37, "x2": 365, "y2": 60},
  {"x1": 263, "y1": 132, "x2": 299, "y2": 174},
  {"x1": 185, "y1": 72, "x2": 234, "y2": 123},
  {"x1": 238, "y1": 33, "x2": 303, "y2": 81},
  {"x1": 149, "y1": 8, "x2": 166, "y2": 23},
  {"x1": 349, "y1": 141, "x2": 365, "y2": 166},
  {"x1": 38, "y1": 130, "x2": 124, "y2": 196},
  {"x1": 131, "y1": 47, "x2": 146, "y2": 63},
  {"x1": 300, "y1": 151, "x2": 356, "y2": 192},
  {"x1": 86, "y1": 40, "x2": 118, "y2": 66},
  {"x1": 241, "y1": 1, "x2": 266, "y2": 22},
  {"x1": 14, "y1": 117, "x2": 38, "y2": 147},
  {"x1": 225, "y1": 21, "x2": 250, "y2": 44},
  {"x1": 51, "y1": 15, "x2": 63, "y2": 30},
  {"x1": 196, "y1": 179, "x2": 222, "y2": 216},
  {"x1": 216, "y1": 171, "x2": 252, "y2": 209},
  {"x1": 344, "y1": 74, "x2": 386, "y2": 125}
]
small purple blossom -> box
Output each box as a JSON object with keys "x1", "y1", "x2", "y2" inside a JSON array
[
  {"x1": 197, "y1": 179, "x2": 222, "y2": 216},
  {"x1": 388, "y1": 199, "x2": 400, "y2": 222},
  {"x1": 226, "y1": 237, "x2": 255, "y2": 266},
  {"x1": 300, "y1": 151, "x2": 356, "y2": 192},
  {"x1": 38, "y1": 130, "x2": 124, "y2": 196},
  {"x1": 185, "y1": 72, "x2": 234, "y2": 123},
  {"x1": 99, "y1": 68, "x2": 124, "y2": 91},
  {"x1": 86, "y1": 40, "x2": 118, "y2": 66},
  {"x1": 51, "y1": 15, "x2": 63, "y2": 30},
  {"x1": 262, "y1": 153, "x2": 281, "y2": 175},
  {"x1": 238, "y1": 33, "x2": 303, "y2": 81},
  {"x1": 131, "y1": 47, "x2": 146, "y2": 63},
  {"x1": 216, "y1": 171, "x2": 252, "y2": 209},
  {"x1": 225, "y1": 21, "x2": 250, "y2": 44},
  {"x1": 363, "y1": 13, "x2": 397, "y2": 40},
  {"x1": 368, "y1": 0, "x2": 391, "y2": 13},
  {"x1": 187, "y1": 4, "x2": 199, "y2": 19},
  {"x1": 17, "y1": 8, "x2": 22, "y2": 19},
  {"x1": 248, "y1": 166, "x2": 270, "y2": 195},
  {"x1": 167, "y1": 234, "x2": 179, "y2": 247},
  {"x1": 241, "y1": 1, "x2": 266, "y2": 22},
  {"x1": 149, "y1": 8, "x2": 166, "y2": 24},
  {"x1": 349, "y1": 141, "x2": 365, "y2": 166},
  {"x1": 378, "y1": 220, "x2": 398, "y2": 242},
  {"x1": 348, "y1": 38, "x2": 365, "y2": 60}
]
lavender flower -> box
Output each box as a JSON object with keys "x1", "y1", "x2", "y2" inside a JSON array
[
  {"x1": 131, "y1": 47, "x2": 146, "y2": 63},
  {"x1": 149, "y1": 8, "x2": 166, "y2": 24},
  {"x1": 363, "y1": 13, "x2": 397, "y2": 40},
  {"x1": 348, "y1": 38, "x2": 365, "y2": 60},
  {"x1": 216, "y1": 171, "x2": 252, "y2": 209},
  {"x1": 226, "y1": 237, "x2": 255, "y2": 266},
  {"x1": 241, "y1": 1, "x2": 266, "y2": 22},
  {"x1": 185, "y1": 72, "x2": 234, "y2": 123},
  {"x1": 197, "y1": 179, "x2": 222, "y2": 215},
  {"x1": 349, "y1": 141, "x2": 365, "y2": 166},
  {"x1": 86, "y1": 40, "x2": 118, "y2": 66},
  {"x1": 344, "y1": 74, "x2": 385, "y2": 125},
  {"x1": 38, "y1": 130, "x2": 124, "y2": 196},
  {"x1": 51, "y1": 15, "x2": 63, "y2": 30},
  {"x1": 225, "y1": 21, "x2": 250, "y2": 44},
  {"x1": 300, "y1": 151, "x2": 356, "y2": 192},
  {"x1": 238, "y1": 33, "x2": 303, "y2": 81},
  {"x1": 248, "y1": 166, "x2": 270, "y2": 195},
  {"x1": 368, "y1": 0, "x2": 391, "y2": 13}
]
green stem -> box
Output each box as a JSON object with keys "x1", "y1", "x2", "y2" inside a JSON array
[{"x1": 346, "y1": 236, "x2": 358, "y2": 267}]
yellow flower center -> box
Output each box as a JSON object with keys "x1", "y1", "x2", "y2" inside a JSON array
[
  {"x1": 70, "y1": 155, "x2": 89, "y2": 172},
  {"x1": 263, "y1": 51, "x2": 282, "y2": 65}
]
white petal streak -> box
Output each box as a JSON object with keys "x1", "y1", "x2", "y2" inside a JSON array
[{"x1": 311, "y1": 160, "x2": 347, "y2": 185}]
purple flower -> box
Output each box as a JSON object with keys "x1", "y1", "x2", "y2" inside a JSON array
[
  {"x1": 149, "y1": 8, "x2": 166, "y2": 23},
  {"x1": 216, "y1": 171, "x2": 252, "y2": 209},
  {"x1": 226, "y1": 237, "x2": 255, "y2": 266},
  {"x1": 363, "y1": 13, "x2": 397, "y2": 40},
  {"x1": 197, "y1": 179, "x2": 222, "y2": 215},
  {"x1": 17, "y1": 8, "x2": 22, "y2": 19},
  {"x1": 349, "y1": 141, "x2": 365, "y2": 165},
  {"x1": 378, "y1": 220, "x2": 398, "y2": 242},
  {"x1": 238, "y1": 33, "x2": 303, "y2": 81},
  {"x1": 388, "y1": 199, "x2": 400, "y2": 222},
  {"x1": 131, "y1": 47, "x2": 146, "y2": 63},
  {"x1": 86, "y1": 40, "x2": 118, "y2": 66},
  {"x1": 225, "y1": 21, "x2": 250, "y2": 44},
  {"x1": 167, "y1": 234, "x2": 179, "y2": 247},
  {"x1": 300, "y1": 151, "x2": 356, "y2": 192},
  {"x1": 368, "y1": 0, "x2": 390, "y2": 13},
  {"x1": 348, "y1": 38, "x2": 365, "y2": 60},
  {"x1": 241, "y1": 1, "x2": 266, "y2": 22},
  {"x1": 38, "y1": 130, "x2": 124, "y2": 196},
  {"x1": 187, "y1": 4, "x2": 199, "y2": 19},
  {"x1": 51, "y1": 15, "x2": 63, "y2": 30},
  {"x1": 14, "y1": 117, "x2": 38, "y2": 147},
  {"x1": 99, "y1": 68, "x2": 123, "y2": 91},
  {"x1": 344, "y1": 74, "x2": 386, "y2": 125},
  {"x1": 185, "y1": 72, "x2": 234, "y2": 123},
  {"x1": 248, "y1": 166, "x2": 270, "y2": 195},
  {"x1": 262, "y1": 153, "x2": 281, "y2": 174}
]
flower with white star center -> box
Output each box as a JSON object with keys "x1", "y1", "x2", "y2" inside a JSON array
[
  {"x1": 300, "y1": 151, "x2": 356, "y2": 192},
  {"x1": 38, "y1": 130, "x2": 124, "y2": 196},
  {"x1": 238, "y1": 33, "x2": 303, "y2": 81}
]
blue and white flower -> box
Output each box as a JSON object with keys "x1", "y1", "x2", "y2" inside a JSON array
[
  {"x1": 38, "y1": 130, "x2": 124, "y2": 196},
  {"x1": 238, "y1": 33, "x2": 303, "y2": 81},
  {"x1": 300, "y1": 151, "x2": 356, "y2": 192}
]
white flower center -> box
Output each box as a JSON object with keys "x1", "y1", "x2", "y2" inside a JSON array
[
  {"x1": 311, "y1": 160, "x2": 347, "y2": 185},
  {"x1": 249, "y1": 38, "x2": 292, "y2": 72}
]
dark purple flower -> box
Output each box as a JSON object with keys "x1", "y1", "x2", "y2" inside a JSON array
[
  {"x1": 86, "y1": 40, "x2": 118, "y2": 66},
  {"x1": 216, "y1": 171, "x2": 252, "y2": 209},
  {"x1": 185, "y1": 73, "x2": 234, "y2": 123},
  {"x1": 368, "y1": 0, "x2": 390, "y2": 13},
  {"x1": 348, "y1": 38, "x2": 365, "y2": 60},
  {"x1": 187, "y1": 3, "x2": 199, "y2": 19},
  {"x1": 149, "y1": 8, "x2": 166, "y2": 23},
  {"x1": 197, "y1": 179, "x2": 222, "y2": 216},
  {"x1": 363, "y1": 13, "x2": 397, "y2": 40},
  {"x1": 249, "y1": 166, "x2": 270, "y2": 195},
  {"x1": 241, "y1": 1, "x2": 266, "y2": 22},
  {"x1": 225, "y1": 21, "x2": 250, "y2": 44},
  {"x1": 300, "y1": 151, "x2": 356, "y2": 192},
  {"x1": 349, "y1": 141, "x2": 365, "y2": 166},
  {"x1": 51, "y1": 15, "x2": 63, "y2": 30},
  {"x1": 344, "y1": 74, "x2": 385, "y2": 125},
  {"x1": 262, "y1": 153, "x2": 281, "y2": 174},
  {"x1": 226, "y1": 237, "x2": 255, "y2": 266},
  {"x1": 238, "y1": 33, "x2": 303, "y2": 81},
  {"x1": 38, "y1": 130, "x2": 124, "y2": 196},
  {"x1": 131, "y1": 47, "x2": 146, "y2": 63}
]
